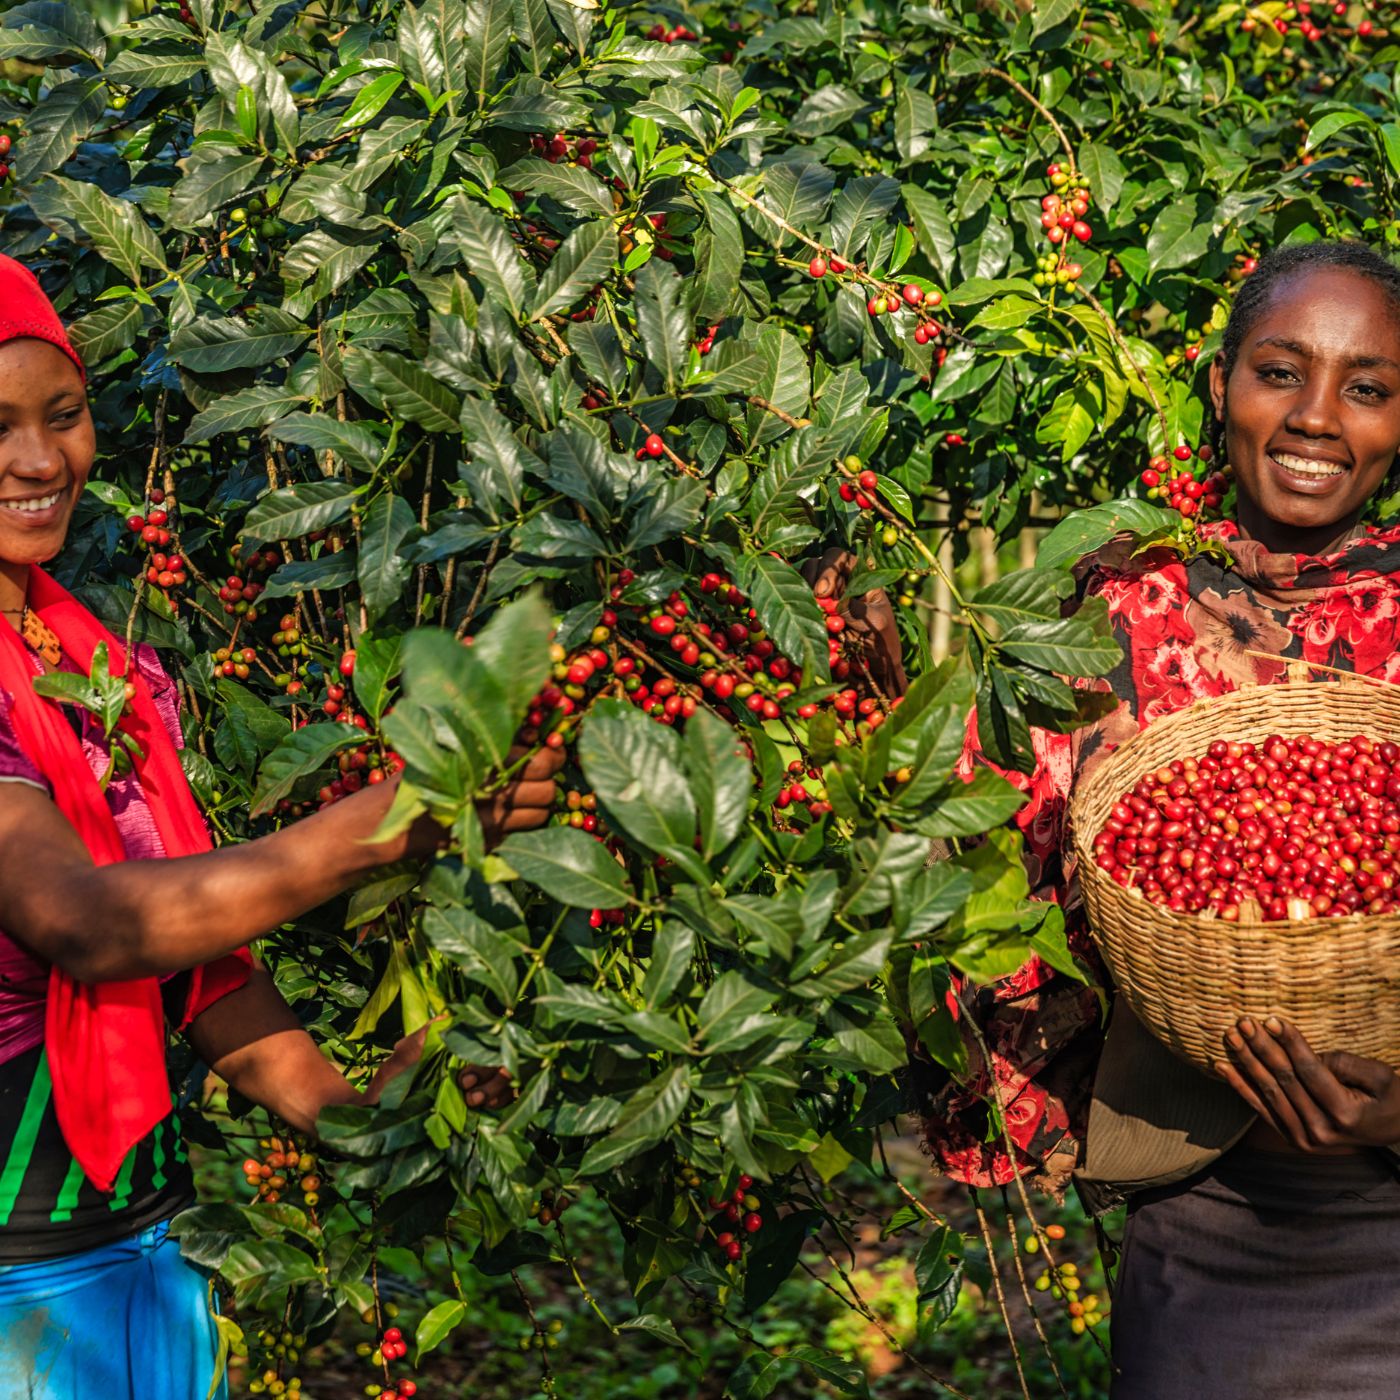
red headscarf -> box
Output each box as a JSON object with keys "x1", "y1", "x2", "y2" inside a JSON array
[
  {"x1": 0, "y1": 253, "x2": 86, "y2": 379},
  {"x1": 0, "y1": 259, "x2": 250, "y2": 1191}
]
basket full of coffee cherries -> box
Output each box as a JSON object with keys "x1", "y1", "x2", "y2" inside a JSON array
[{"x1": 1070, "y1": 663, "x2": 1400, "y2": 1076}]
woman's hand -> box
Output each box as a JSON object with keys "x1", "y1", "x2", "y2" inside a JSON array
[
  {"x1": 477, "y1": 736, "x2": 566, "y2": 849},
  {"x1": 1217, "y1": 1015, "x2": 1400, "y2": 1150},
  {"x1": 799, "y1": 547, "x2": 908, "y2": 697},
  {"x1": 364, "y1": 1021, "x2": 515, "y2": 1110}
]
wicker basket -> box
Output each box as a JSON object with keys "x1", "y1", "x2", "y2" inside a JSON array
[{"x1": 1069, "y1": 665, "x2": 1400, "y2": 1076}]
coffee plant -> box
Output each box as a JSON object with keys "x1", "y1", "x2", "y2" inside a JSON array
[{"x1": 1, "y1": 0, "x2": 1396, "y2": 1392}]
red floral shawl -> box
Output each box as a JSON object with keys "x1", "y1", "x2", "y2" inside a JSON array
[{"x1": 922, "y1": 522, "x2": 1400, "y2": 1189}]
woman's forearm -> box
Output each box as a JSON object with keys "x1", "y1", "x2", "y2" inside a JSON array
[{"x1": 1, "y1": 779, "x2": 434, "y2": 981}]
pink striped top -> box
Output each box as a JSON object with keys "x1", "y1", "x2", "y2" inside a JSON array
[{"x1": 0, "y1": 641, "x2": 184, "y2": 1065}]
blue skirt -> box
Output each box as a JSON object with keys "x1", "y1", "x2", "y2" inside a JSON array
[{"x1": 0, "y1": 1218, "x2": 226, "y2": 1398}]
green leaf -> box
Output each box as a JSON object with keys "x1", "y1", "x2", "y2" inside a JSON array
[
  {"x1": 694, "y1": 189, "x2": 744, "y2": 323},
  {"x1": 625, "y1": 477, "x2": 707, "y2": 551},
  {"x1": 104, "y1": 48, "x2": 207, "y2": 86},
  {"x1": 903, "y1": 184, "x2": 956, "y2": 283},
  {"x1": 497, "y1": 826, "x2": 632, "y2": 908},
  {"x1": 1305, "y1": 108, "x2": 1371, "y2": 151},
  {"x1": 28, "y1": 178, "x2": 167, "y2": 283},
  {"x1": 827, "y1": 175, "x2": 900, "y2": 259},
  {"x1": 463, "y1": 0, "x2": 513, "y2": 103},
  {"x1": 633, "y1": 259, "x2": 691, "y2": 394},
  {"x1": 415, "y1": 1300, "x2": 466, "y2": 1363},
  {"x1": 914, "y1": 768, "x2": 1026, "y2": 838},
  {"x1": 267, "y1": 413, "x2": 385, "y2": 476},
  {"x1": 185, "y1": 387, "x2": 309, "y2": 444},
  {"x1": 252, "y1": 724, "x2": 364, "y2": 816},
  {"x1": 1036, "y1": 498, "x2": 1178, "y2": 570},
  {"x1": 578, "y1": 1063, "x2": 692, "y2": 1174},
  {"x1": 338, "y1": 70, "x2": 406, "y2": 131},
  {"x1": 67, "y1": 301, "x2": 143, "y2": 365},
  {"x1": 452, "y1": 195, "x2": 534, "y2": 320},
  {"x1": 737, "y1": 552, "x2": 831, "y2": 684},
  {"x1": 359, "y1": 493, "x2": 417, "y2": 619},
  {"x1": 743, "y1": 328, "x2": 810, "y2": 448},
  {"x1": 1079, "y1": 138, "x2": 1126, "y2": 213},
  {"x1": 17, "y1": 76, "x2": 105, "y2": 184},
  {"x1": 353, "y1": 633, "x2": 405, "y2": 724},
  {"x1": 240, "y1": 482, "x2": 358, "y2": 549},
  {"x1": 168, "y1": 309, "x2": 311, "y2": 374},
  {"x1": 397, "y1": 0, "x2": 465, "y2": 96},
  {"x1": 1145, "y1": 198, "x2": 1212, "y2": 275},
  {"x1": 747, "y1": 426, "x2": 834, "y2": 541},
  {"x1": 683, "y1": 709, "x2": 752, "y2": 859},
  {"x1": 530, "y1": 219, "x2": 615, "y2": 319},
  {"x1": 578, "y1": 700, "x2": 697, "y2": 855},
  {"x1": 619, "y1": 1313, "x2": 692, "y2": 1353},
  {"x1": 998, "y1": 602, "x2": 1120, "y2": 677},
  {"x1": 498, "y1": 156, "x2": 616, "y2": 217},
  {"x1": 346, "y1": 350, "x2": 460, "y2": 433},
  {"x1": 166, "y1": 151, "x2": 268, "y2": 228},
  {"x1": 698, "y1": 971, "x2": 777, "y2": 1052},
  {"x1": 967, "y1": 567, "x2": 1074, "y2": 628},
  {"x1": 1031, "y1": 0, "x2": 1079, "y2": 36}
]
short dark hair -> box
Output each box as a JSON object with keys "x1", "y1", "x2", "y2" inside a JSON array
[{"x1": 1208, "y1": 240, "x2": 1400, "y2": 462}]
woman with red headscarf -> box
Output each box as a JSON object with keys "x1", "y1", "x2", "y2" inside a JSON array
[{"x1": 0, "y1": 255, "x2": 561, "y2": 1397}]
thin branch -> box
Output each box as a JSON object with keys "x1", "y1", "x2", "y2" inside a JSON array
[
  {"x1": 1078, "y1": 286, "x2": 1172, "y2": 447},
  {"x1": 456, "y1": 536, "x2": 502, "y2": 640},
  {"x1": 986, "y1": 67, "x2": 1078, "y2": 169},
  {"x1": 971, "y1": 1190, "x2": 1032, "y2": 1400}
]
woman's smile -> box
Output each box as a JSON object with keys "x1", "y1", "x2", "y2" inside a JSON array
[
  {"x1": 0, "y1": 485, "x2": 70, "y2": 526},
  {"x1": 1265, "y1": 445, "x2": 1351, "y2": 494}
]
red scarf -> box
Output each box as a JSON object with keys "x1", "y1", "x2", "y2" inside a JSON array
[{"x1": 0, "y1": 567, "x2": 250, "y2": 1191}]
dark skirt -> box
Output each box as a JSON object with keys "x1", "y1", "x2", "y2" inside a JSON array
[{"x1": 1110, "y1": 1145, "x2": 1400, "y2": 1399}]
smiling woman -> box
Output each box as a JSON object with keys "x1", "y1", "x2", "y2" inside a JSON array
[
  {"x1": 1209, "y1": 246, "x2": 1400, "y2": 554},
  {"x1": 918, "y1": 242, "x2": 1400, "y2": 1399},
  {"x1": 0, "y1": 254, "x2": 560, "y2": 1398}
]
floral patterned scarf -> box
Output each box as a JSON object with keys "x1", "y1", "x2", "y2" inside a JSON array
[{"x1": 923, "y1": 521, "x2": 1400, "y2": 1189}]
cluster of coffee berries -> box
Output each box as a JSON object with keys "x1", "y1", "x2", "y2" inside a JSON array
[
  {"x1": 214, "y1": 645, "x2": 258, "y2": 681},
  {"x1": 695, "y1": 319, "x2": 721, "y2": 355},
  {"x1": 1031, "y1": 250, "x2": 1083, "y2": 295},
  {"x1": 246, "y1": 1326, "x2": 308, "y2": 1397},
  {"x1": 216, "y1": 568, "x2": 274, "y2": 622},
  {"x1": 0, "y1": 130, "x2": 16, "y2": 184},
  {"x1": 519, "y1": 1318, "x2": 565, "y2": 1354},
  {"x1": 242, "y1": 1137, "x2": 321, "y2": 1207},
  {"x1": 270, "y1": 612, "x2": 311, "y2": 692},
  {"x1": 645, "y1": 19, "x2": 697, "y2": 41},
  {"x1": 1092, "y1": 732, "x2": 1400, "y2": 922},
  {"x1": 646, "y1": 211, "x2": 682, "y2": 262},
  {"x1": 807, "y1": 256, "x2": 945, "y2": 340},
  {"x1": 1027, "y1": 1228, "x2": 1105, "y2": 1337},
  {"x1": 528, "y1": 1187, "x2": 572, "y2": 1225},
  {"x1": 1226, "y1": 251, "x2": 1259, "y2": 285},
  {"x1": 1040, "y1": 165, "x2": 1093, "y2": 248},
  {"x1": 836, "y1": 456, "x2": 883, "y2": 510},
  {"x1": 229, "y1": 198, "x2": 286, "y2": 241},
  {"x1": 579, "y1": 384, "x2": 610, "y2": 412},
  {"x1": 635, "y1": 431, "x2": 667, "y2": 460},
  {"x1": 1139, "y1": 444, "x2": 1223, "y2": 518},
  {"x1": 775, "y1": 757, "x2": 833, "y2": 819},
  {"x1": 127, "y1": 493, "x2": 183, "y2": 596},
  {"x1": 528, "y1": 131, "x2": 599, "y2": 168},
  {"x1": 316, "y1": 742, "x2": 401, "y2": 807},
  {"x1": 354, "y1": 1303, "x2": 417, "y2": 1399},
  {"x1": 704, "y1": 1174, "x2": 765, "y2": 1261},
  {"x1": 174, "y1": 0, "x2": 199, "y2": 29}
]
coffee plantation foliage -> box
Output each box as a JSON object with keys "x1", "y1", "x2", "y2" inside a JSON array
[{"x1": 1, "y1": 0, "x2": 1398, "y2": 1390}]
